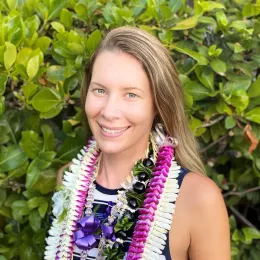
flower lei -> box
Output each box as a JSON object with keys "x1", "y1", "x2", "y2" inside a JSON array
[{"x1": 44, "y1": 124, "x2": 181, "y2": 260}]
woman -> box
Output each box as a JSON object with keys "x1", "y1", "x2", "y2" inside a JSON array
[{"x1": 45, "y1": 27, "x2": 230, "y2": 260}]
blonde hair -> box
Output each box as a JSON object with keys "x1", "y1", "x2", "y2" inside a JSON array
[{"x1": 81, "y1": 26, "x2": 206, "y2": 175}]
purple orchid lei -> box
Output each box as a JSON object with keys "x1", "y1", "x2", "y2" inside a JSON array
[
  {"x1": 44, "y1": 127, "x2": 181, "y2": 260},
  {"x1": 127, "y1": 145, "x2": 174, "y2": 260}
]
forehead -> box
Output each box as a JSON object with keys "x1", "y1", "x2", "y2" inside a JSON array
[{"x1": 91, "y1": 51, "x2": 150, "y2": 90}]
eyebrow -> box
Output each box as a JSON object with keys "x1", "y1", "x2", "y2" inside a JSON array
[{"x1": 90, "y1": 81, "x2": 144, "y2": 93}]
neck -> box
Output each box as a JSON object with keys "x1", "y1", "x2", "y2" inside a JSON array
[{"x1": 96, "y1": 138, "x2": 150, "y2": 189}]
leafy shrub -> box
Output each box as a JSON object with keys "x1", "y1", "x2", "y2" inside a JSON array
[{"x1": 0, "y1": 0, "x2": 260, "y2": 259}]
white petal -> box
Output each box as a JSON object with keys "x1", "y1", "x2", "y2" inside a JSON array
[{"x1": 146, "y1": 238, "x2": 164, "y2": 250}]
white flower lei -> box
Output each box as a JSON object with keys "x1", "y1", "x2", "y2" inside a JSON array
[{"x1": 45, "y1": 128, "x2": 181, "y2": 260}]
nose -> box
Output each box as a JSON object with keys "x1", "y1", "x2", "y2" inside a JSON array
[{"x1": 100, "y1": 94, "x2": 122, "y2": 121}]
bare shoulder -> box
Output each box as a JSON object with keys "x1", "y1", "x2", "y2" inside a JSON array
[
  {"x1": 179, "y1": 172, "x2": 231, "y2": 260},
  {"x1": 181, "y1": 172, "x2": 223, "y2": 208}
]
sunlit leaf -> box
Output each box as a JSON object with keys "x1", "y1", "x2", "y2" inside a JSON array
[
  {"x1": 4, "y1": 42, "x2": 16, "y2": 70},
  {"x1": 171, "y1": 15, "x2": 200, "y2": 30}
]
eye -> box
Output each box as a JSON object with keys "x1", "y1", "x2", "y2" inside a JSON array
[
  {"x1": 93, "y1": 88, "x2": 105, "y2": 95},
  {"x1": 127, "y1": 93, "x2": 137, "y2": 99}
]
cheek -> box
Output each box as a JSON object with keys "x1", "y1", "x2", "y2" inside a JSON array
[
  {"x1": 85, "y1": 94, "x2": 100, "y2": 119},
  {"x1": 125, "y1": 101, "x2": 155, "y2": 126},
  {"x1": 85, "y1": 100, "x2": 96, "y2": 123}
]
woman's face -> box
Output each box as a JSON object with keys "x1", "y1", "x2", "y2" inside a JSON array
[{"x1": 85, "y1": 50, "x2": 156, "y2": 155}]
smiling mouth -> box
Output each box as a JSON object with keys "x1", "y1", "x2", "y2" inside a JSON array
[{"x1": 99, "y1": 124, "x2": 130, "y2": 135}]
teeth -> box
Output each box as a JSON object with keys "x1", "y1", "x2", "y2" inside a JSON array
[{"x1": 102, "y1": 126, "x2": 128, "y2": 134}]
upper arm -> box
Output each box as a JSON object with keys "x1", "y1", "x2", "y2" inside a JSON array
[
  {"x1": 56, "y1": 161, "x2": 72, "y2": 186},
  {"x1": 186, "y1": 173, "x2": 230, "y2": 260}
]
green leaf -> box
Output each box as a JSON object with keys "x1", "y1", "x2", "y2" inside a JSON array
[
  {"x1": 57, "y1": 128, "x2": 85, "y2": 162},
  {"x1": 19, "y1": 243, "x2": 38, "y2": 260},
  {"x1": 242, "y1": 227, "x2": 260, "y2": 241},
  {"x1": 216, "y1": 10, "x2": 228, "y2": 27},
  {"x1": 33, "y1": 168, "x2": 56, "y2": 194},
  {"x1": 41, "y1": 124, "x2": 55, "y2": 151},
  {"x1": 0, "y1": 189, "x2": 7, "y2": 207},
  {"x1": 15, "y1": 64, "x2": 27, "y2": 81},
  {"x1": 68, "y1": 30, "x2": 81, "y2": 44},
  {"x1": 0, "y1": 45, "x2": 6, "y2": 64},
  {"x1": 224, "y1": 78, "x2": 251, "y2": 94},
  {"x1": 234, "y1": 42, "x2": 245, "y2": 53},
  {"x1": 195, "y1": 66, "x2": 214, "y2": 90},
  {"x1": 0, "y1": 74, "x2": 8, "y2": 96},
  {"x1": 48, "y1": 0, "x2": 67, "y2": 21},
  {"x1": 29, "y1": 210, "x2": 41, "y2": 231},
  {"x1": 6, "y1": 15, "x2": 25, "y2": 46},
  {"x1": 16, "y1": 48, "x2": 32, "y2": 66},
  {"x1": 4, "y1": 42, "x2": 17, "y2": 70},
  {"x1": 189, "y1": 116, "x2": 206, "y2": 136},
  {"x1": 19, "y1": 130, "x2": 43, "y2": 159},
  {"x1": 38, "y1": 151, "x2": 56, "y2": 162},
  {"x1": 27, "y1": 197, "x2": 46, "y2": 209},
  {"x1": 38, "y1": 201, "x2": 48, "y2": 218},
  {"x1": 64, "y1": 64, "x2": 77, "y2": 78},
  {"x1": 26, "y1": 157, "x2": 51, "y2": 189},
  {"x1": 46, "y1": 65, "x2": 65, "y2": 83},
  {"x1": 242, "y1": 4, "x2": 260, "y2": 18},
  {"x1": 30, "y1": 48, "x2": 44, "y2": 67},
  {"x1": 64, "y1": 76, "x2": 79, "y2": 94},
  {"x1": 40, "y1": 102, "x2": 64, "y2": 119},
  {"x1": 0, "y1": 245, "x2": 10, "y2": 254},
  {"x1": 171, "y1": 15, "x2": 200, "y2": 30},
  {"x1": 0, "y1": 145, "x2": 28, "y2": 172},
  {"x1": 11, "y1": 200, "x2": 30, "y2": 220},
  {"x1": 171, "y1": 44, "x2": 208, "y2": 65},
  {"x1": 8, "y1": 161, "x2": 29, "y2": 178},
  {"x1": 22, "y1": 83, "x2": 38, "y2": 100},
  {"x1": 230, "y1": 89, "x2": 249, "y2": 113},
  {"x1": 68, "y1": 43, "x2": 84, "y2": 55},
  {"x1": 169, "y1": 0, "x2": 182, "y2": 12},
  {"x1": 53, "y1": 41, "x2": 76, "y2": 58},
  {"x1": 63, "y1": 120, "x2": 74, "y2": 136},
  {"x1": 87, "y1": 30, "x2": 102, "y2": 54},
  {"x1": 230, "y1": 21, "x2": 247, "y2": 31},
  {"x1": 248, "y1": 77, "x2": 260, "y2": 98},
  {"x1": 75, "y1": 2, "x2": 87, "y2": 14},
  {"x1": 210, "y1": 59, "x2": 227, "y2": 75},
  {"x1": 234, "y1": 43, "x2": 245, "y2": 53},
  {"x1": 208, "y1": 45, "x2": 222, "y2": 58},
  {"x1": 200, "y1": 1, "x2": 225, "y2": 12},
  {"x1": 229, "y1": 215, "x2": 237, "y2": 231},
  {"x1": 6, "y1": 0, "x2": 17, "y2": 9},
  {"x1": 184, "y1": 92, "x2": 193, "y2": 108},
  {"x1": 27, "y1": 56, "x2": 39, "y2": 79},
  {"x1": 225, "y1": 116, "x2": 236, "y2": 129},
  {"x1": 232, "y1": 229, "x2": 244, "y2": 242},
  {"x1": 184, "y1": 81, "x2": 211, "y2": 101},
  {"x1": 51, "y1": 21, "x2": 65, "y2": 33},
  {"x1": 0, "y1": 206, "x2": 12, "y2": 219},
  {"x1": 31, "y1": 88, "x2": 62, "y2": 112},
  {"x1": 60, "y1": 9, "x2": 73, "y2": 29},
  {"x1": 0, "y1": 96, "x2": 5, "y2": 116},
  {"x1": 245, "y1": 107, "x2": 260, "y2": 124},
  {"x1": 34, "y1": 36, "x2": 52, "y2": 53}
]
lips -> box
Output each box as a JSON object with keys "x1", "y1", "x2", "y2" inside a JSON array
[
  {"x1": 101, "y1": 126, "x2": 128, "y2": 134},
  {"x1": 98, "y1": 124, "x2": 130, "y2": 137}
]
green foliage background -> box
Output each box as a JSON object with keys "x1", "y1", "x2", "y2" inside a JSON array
[{"x1": 0, "y1": 0, "x2": 260, "y2": 259}]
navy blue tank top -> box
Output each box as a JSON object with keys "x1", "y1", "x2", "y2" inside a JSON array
[{"x1": 73, "y1": 168, "x2": 190, "y2": 259}]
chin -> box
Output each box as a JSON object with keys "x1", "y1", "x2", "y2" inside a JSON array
[{"x1": 96, "y1": 142, "x2": 125, "y2": 154}]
